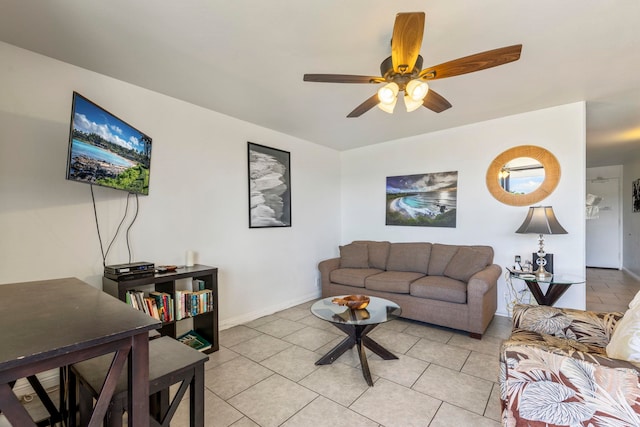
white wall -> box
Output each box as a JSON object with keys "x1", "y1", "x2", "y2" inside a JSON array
[
  {"x1": 340, "y1": 102, "x2": 587, "y2": 315},
  {"x1": 623, "y1": 158, "x2": 640, "y2": 277},
  {"x1": 0, "y1": 39, "x2": 589, "y2": 325},
  {"x1": 0, "y1": 42, "x2": 341, "y2": 328}
]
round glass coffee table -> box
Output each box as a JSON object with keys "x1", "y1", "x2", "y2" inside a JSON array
[{"x1": 310, "y1": 295, "x2": 401, "y2": 386}]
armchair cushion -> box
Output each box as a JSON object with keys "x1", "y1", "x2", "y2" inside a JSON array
[
  {"x1": 607, "y1": 302, "x2": 640, "y2": 362},
  {"x1": 512, "y1": 304, "x2": 623, "y2": 348},
  {"x1": 501, "y1": 304, "x2": 639, "y2": 427}
]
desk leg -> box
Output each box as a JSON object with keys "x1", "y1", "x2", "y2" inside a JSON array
[
  {"x1": 0, "y1": 383, "x2": 36, "y2": 426},
  {"x1": 191, "y1": 364, "x2": 205, "y2": 427},
  {"x1": 128, "y1": 333, "x2": 150, "y2": 427}
]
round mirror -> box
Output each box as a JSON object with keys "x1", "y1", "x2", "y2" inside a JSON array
[{"x1": 486, "y1": 146, "x2": 560, "y2": 206}]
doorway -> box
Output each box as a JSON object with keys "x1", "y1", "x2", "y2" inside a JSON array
[{"x1": 586, "y1": 177, "x2": 622, "y2": 268}]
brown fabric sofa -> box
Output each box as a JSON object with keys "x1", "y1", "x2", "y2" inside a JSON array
[{"x1": 318, "y1": 240, "x2": 502, "y2": 338}]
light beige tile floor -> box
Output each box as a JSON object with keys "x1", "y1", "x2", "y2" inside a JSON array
[
  {"x1": 4, "y1": 268, "x2": 638, "y2": 426},
  {"x1": 168, "y1": 300, "x2": 513, "y2": 427},
  {"x1": 586, "y1": 267, "x2": 640, "y2": 312}
]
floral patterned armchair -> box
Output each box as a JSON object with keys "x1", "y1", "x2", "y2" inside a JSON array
[{"x1": 500, "y1": 304, "x2": 640, "y2": 426}]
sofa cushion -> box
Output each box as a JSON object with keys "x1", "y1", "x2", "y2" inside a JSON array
[
  {"x1": 427, "y1": 244, "x2": 460, "y2": 276},
  {"x1": 410, "y1": 275, "x2": 467, "y2": 304},
  {"x1": 339, "y1": 243, "x2": 369, "y2": 268},
  {"x1": 330, "y1": 268, "x2": 383, "y2": 288},
  {"x1": 386, "y1": 242, "x2": 431, "y2": 274},
  {"x1": 365, "y1": 271, "x2": 424, "y2": 294},
  {"x1": 354, "y1": 240, "x2": 391, "y2": 270},
  {"x1": 443, "y1": 247, "x2": 491, "y2": 282}
]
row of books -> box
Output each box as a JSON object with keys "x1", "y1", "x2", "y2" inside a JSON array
[
  {"x1": 126, "y1": 290, "x2": 174, "y2": 322},
  {"x1": 125, "y1": 288, "x2": 214, "y2": 322},
  {"x1": 175, "y1": 289, "x2": 214, "y2": 320}
]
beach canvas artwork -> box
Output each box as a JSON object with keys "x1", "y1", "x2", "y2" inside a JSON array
[
  {"x1": 386, "y1": 171, "x2": 458, "y2": 227},
  {"x1": 248, "y1": 142, "x2": 291, "y2": 228}
]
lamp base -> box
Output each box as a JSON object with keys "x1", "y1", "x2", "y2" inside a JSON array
[{"x1": 535, "y1": 266, "x2": 553, "y2": 281}]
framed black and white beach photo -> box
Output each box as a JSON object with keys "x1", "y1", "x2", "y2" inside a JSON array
[
  {"x1": 386, "y1": 171, "x2": 458, "y2": 227},
  {"x1": 247, "y1": 142, "x2": 291, "y2": 228}
]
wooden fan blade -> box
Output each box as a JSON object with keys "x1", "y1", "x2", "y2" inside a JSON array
[
  {"x1": 347, "y1": 94, "x2": 379, "y2": 118},
  {"x1": 422, "y1": 89, "x2": 452, "y2": 113},
  {"x1": 303, "y1": 74, "x2": 385, "y2": 84},
  {"x1": 419, "y1": 44, "x2": 522, "y2": 80},
  {"x1": 391, "y1": 12, "x2": 425, "y2": 74}
]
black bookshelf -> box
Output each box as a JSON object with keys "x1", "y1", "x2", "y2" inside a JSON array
[{"x1": 103, "y1": 264, "x2": 218, "y2": 353}]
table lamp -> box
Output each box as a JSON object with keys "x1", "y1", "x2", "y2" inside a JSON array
[{"x1": 515, "y1": 206, "x2": 567, "y2": 280}]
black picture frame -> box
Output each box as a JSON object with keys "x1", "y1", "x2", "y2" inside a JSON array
[{"x1": 247, "y1": 142, "x2": 291, "y2": 228}]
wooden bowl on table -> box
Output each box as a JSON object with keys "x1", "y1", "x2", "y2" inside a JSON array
[{"x1": 331, "y1": 295, "x2": 370, "y2": 310}]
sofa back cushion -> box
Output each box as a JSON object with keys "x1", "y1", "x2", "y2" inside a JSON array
[
  {"x1": 429, "y1": 244, "x2": 494, "y2": 277},
  {"x1": 339, "y1": 243, "x2": 369, "y2": 268},
  {"x1": 428, "y1": 244, "x2": 460, "y2": 276},
  {"x1": 443, "y1": 247, "x2": 492, "y2": 282},
  {"x1": 386, "y1": 242, "x2": 431, "y2": 274},
  {"x1": 353, "y1": 240, "x2": 391, "y2": 270}
]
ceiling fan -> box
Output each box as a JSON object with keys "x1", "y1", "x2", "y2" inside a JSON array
[{"x1": 303, "y1": 12, "x2": 522, "y2": 117}]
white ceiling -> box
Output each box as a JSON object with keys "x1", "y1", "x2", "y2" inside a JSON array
[{"x1": 1, "y1": 1, "x2": 639, "y2": 166}]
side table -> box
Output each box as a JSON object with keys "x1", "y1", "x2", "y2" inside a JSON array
[{"x1": 509, "y1": 270, "x2": 585, "y2": 306}]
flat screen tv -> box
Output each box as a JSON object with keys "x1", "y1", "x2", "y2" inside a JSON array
[{"x1": 66, "y1": 92, "x2": 152, "y2": 195}]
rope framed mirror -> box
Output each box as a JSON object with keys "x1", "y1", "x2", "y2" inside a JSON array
[{"x1": 486, "y1": 145, "x2": 560, "y2": 206}]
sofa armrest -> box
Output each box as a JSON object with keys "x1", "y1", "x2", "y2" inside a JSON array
[
  {"x1": 512, "y1": 304, "x2": 624, "y2": 348},
  {"x1": 500, "y1": 341, "x2": 640, "y2": 426},
  {"x1": 318, "y1": 257, "x2": 340, "y2": 297},
  {"x1": 465, "y1": 264, "x2": 501, "y2": 337},
  {"x1": 467, "y1": 264, "x2": 502, "y2": 297}
]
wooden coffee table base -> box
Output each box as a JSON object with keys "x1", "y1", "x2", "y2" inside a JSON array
[{"x1": 315, "y1": 323, "x2": 397, "y2": 386}]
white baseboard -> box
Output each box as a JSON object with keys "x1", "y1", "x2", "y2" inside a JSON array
[
  {"x1": 219, "y1": 291, "x2": 320, "y2": 331},
  {"x1": 622, "y1": 267, "x2": 640, "y2": 282}
]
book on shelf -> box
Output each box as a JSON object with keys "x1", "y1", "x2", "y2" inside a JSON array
[
  {"x1": 177, "y1": 329, "x2": 212, "y2": 352},
  {"x1": 192, "y1": 278, "x2": 206, "y2": 291}
]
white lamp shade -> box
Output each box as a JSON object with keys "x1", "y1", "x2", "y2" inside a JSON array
[
  {"x1": 377, "y1": 96, "x2": 397, "y2": 113},
  {"x1": 406, "y1": 79, "x2": 429, "y2": 101},
  {"x1": 403, "y1": 94, "x2": 423, "y2": 112},
  {"x1": 377, "y1": 82, "x2": 399, "y2": 104}
]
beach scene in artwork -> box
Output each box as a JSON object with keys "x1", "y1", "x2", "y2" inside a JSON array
[
  {"x1": 386, "y1": 171, "x2": 458, "y2": 227},
  {"x1": 249, "y1": 145, "x2": 291, "y2": 227},
  {"x1": 67, "y1": 95, "x2": 152, "y2": 195}
]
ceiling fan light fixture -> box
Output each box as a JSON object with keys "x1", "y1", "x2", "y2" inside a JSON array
[
  {"x1": 403, "y1": 94, "x2": 423, "y2": 112},
  {"x1": 406, "y1": 79, "x2": 429, "y2": 101},
  {"x1": 377, "y1": 82, "x2": 399, "y2": 114},
  {"x1": 377, "y1": 96, "x2": 397, "y2": 114},
  {"x1": 377, "y1": 82, "x2": 399, "y2": 104}
]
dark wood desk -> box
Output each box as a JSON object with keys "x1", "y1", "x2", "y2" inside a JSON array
[{"x1": 0, "y1": 277, "x2": 160, "y2": 426}]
